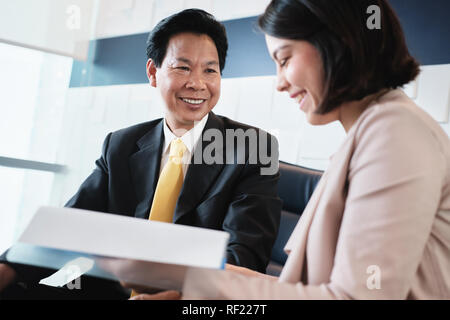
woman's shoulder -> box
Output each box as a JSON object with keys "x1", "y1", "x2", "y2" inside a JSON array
[
  {"x1": 352, "y1": 89, "x2": 449, "y2": 152},
  {"x1": 344, "y1": 89, "x2": 450, "y2": 184}
]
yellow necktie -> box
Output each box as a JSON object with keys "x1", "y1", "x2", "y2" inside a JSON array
[
  {"x1": 148, "y1": 138, "x2": 187, "y2": 222},
  {"x1": 130, "y1": 138, "x2": 186, "y2": 298}
]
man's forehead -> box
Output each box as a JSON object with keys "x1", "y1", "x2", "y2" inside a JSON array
[
  {"x1": 169, "y1": 57, "x2": 219, "y2": 65},
  {"x1": 163, "y1": 34, "x2": 219, "y2": 65},
  {"x1": 166, "y1": 33, "x2": 217, "y2": 52}
]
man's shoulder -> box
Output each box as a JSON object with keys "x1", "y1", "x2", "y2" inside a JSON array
[
  {"x1": 103, "y1": 118, "x2": 163, "y2": 155},
  {"x1": 213, "y1": 113, "x2": 273, "y2": 136},
  {"x1": 210, "y1": 114, "x2": 279, "y2": 175}
]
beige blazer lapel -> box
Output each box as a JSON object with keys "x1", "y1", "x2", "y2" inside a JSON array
[
  {"x1": 305, "y1": 138, "x2": 354, "y2": 284},
  {"x1": 279, "y1": 132, "x2": 356, "y2": 285}
]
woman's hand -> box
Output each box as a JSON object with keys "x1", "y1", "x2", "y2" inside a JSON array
[
  {"x1": 128, "y1": 290, "x2": 181, "y2": 300},
  {"x1": 225, "y1": 263, "x2": 260, "y2": 276},
  {"x1": 120, "y1": 281, "x2": 181, "y2": 300},
  {"x1": 225, "y1": 263, "x2": 278, "y2": 281}
]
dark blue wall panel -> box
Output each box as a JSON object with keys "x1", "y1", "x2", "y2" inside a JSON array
[
  {"x1": 70, "y1": 0, "x2": 450, "y2": 88},
  {"x1": 221, "y1": 17, "x2": 275, "y2": 78},
  {"x1": 390, "y1": 0, "x2": 450, "y2": 65},
  {"x1": 70, "y1": 33, "x2": 148, "y2": 87}
]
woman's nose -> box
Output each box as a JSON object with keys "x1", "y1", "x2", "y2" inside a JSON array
[{"x1": 276, "y1": 72, "x2": 289, "y2": 92}]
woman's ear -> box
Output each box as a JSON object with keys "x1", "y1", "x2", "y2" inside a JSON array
[{"x1": 146, "y1": 59, "x2": 157, "y2": 87}]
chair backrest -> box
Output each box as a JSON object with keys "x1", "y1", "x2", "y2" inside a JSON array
[{"x1": 266, "y1": 161, "x2": 323, "y2": 276}]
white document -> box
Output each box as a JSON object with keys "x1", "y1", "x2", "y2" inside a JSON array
[{"x1": 7, "y1": 206, "x2": 229, "y2": 290}]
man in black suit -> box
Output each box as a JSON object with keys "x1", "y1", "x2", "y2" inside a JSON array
[{"x1": 0, "y1": 9, "x2": 281, "y2": 299}]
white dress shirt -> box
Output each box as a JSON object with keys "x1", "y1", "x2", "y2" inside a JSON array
[{"x1": 159, "y1": 114, "x2": 209, "y2": 178}]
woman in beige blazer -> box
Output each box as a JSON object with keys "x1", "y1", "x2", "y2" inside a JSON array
[{"x1": 132, "y1": 0, "x2": 450, "y2": 300}]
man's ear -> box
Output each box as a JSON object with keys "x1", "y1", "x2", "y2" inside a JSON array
[{"x1": 146, "y1": 59, "x2": 157, "y2": 87}]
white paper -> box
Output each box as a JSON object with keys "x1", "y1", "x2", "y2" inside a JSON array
[{"x1": 18, "y1": 206, "x2": 229, "y2": 269}]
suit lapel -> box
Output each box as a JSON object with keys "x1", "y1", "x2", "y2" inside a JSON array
[
  {"x1": 129, "y1": 120, "x2": 164, "y2": 219},
  {"x1": 173, "y1": 113, "x2": 225, "y2": 223}
]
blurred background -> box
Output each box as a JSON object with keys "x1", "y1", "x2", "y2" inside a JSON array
[{"x1": 0, "y1": 0, "x2": 449, "y2": 253}]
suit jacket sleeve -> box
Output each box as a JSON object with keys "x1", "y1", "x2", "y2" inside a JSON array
[{"x1": 222, "y1": 135, "x2": 282, "y2": 273}]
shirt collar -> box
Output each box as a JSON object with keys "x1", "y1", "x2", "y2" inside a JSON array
[{"x1": 162, "y1": 113, "x2": 209, "y2": 155}]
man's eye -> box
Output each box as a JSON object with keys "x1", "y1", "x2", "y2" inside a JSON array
[
  {"x1": 206, "y1": 68, "x2": 218, "y2": 73},
  {"x1": 177, "y1": 66, "x2": 190, "y2": 71}
]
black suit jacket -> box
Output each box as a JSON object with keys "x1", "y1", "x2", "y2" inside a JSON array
[
  {"x1": 0, "y1": 112, "x2": 281, "y2": 299},
  {"x1": 66, "y1": 112, "x2": 281, "y2": 270}
]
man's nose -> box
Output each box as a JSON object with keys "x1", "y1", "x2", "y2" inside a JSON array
[{"x1": 186, "y1": 71, "x2": 207, "y2": 90}]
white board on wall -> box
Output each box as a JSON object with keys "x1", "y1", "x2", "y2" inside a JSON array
[
  {"x1": 413, "y1": 64, "x2": 450, "y2": 123},
  {"x1": 0, "y1": 0, "x2": 95, "y2": 60}
]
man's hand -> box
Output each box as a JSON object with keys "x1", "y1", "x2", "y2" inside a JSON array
[{"x1": 0, "y1": 264, "x2": 17, "y2": 292}]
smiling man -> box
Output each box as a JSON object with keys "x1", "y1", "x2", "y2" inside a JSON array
[
  {"x1": 0, "y1": 9, "x2": 281, "y2": 299},
  {"x1": 147, "y1": 32, "x2": 221, "y2": 133}
]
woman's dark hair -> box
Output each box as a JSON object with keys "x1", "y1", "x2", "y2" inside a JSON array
[
  {"x1": 146, "y1": 9, "x2": 228, "y2": 74},
  {"x1": 258, "y1": 0, "x2": 420, "y2": 114}
]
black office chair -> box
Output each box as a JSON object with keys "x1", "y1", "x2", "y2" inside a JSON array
[{"x1": 266, "y1": 161, "x2": 323, "y2": 276}]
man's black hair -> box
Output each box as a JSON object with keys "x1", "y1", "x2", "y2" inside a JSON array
[{"x1": 146, "y1": 9, "x2": 228, "y2": 73}]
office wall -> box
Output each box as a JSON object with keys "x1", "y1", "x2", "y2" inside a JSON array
[{"x1": 49, "y1": 0, "x2": 450, "y2": 206}]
